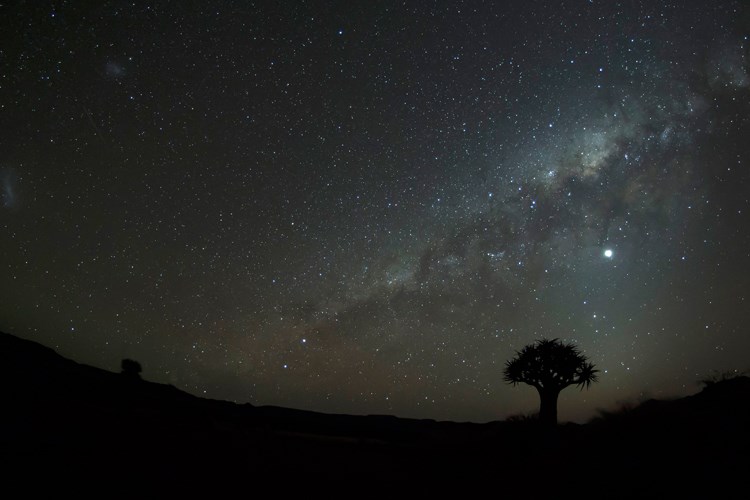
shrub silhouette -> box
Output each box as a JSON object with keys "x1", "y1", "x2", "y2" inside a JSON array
[
  {"x1": 121, "y1": 359, "x2": 142, "y2": 380},
  {"x1": 504, "y1": 338, "x2": 598, "y2": 426},
  {"x1": 698, "y1": 369, "x2": 747, "y2": 387}
]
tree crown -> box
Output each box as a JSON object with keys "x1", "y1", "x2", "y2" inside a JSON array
[{"x1": 504, "y1": 338, "x2": 598, "y2": 391}]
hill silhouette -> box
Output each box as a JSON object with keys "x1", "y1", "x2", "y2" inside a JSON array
[{"x1": 1, "y1": 331, "x2": 747, "y2": 497}]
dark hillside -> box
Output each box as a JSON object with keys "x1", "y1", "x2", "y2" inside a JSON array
[{"x1": 1, "y1": 331, "x2": 747, "y2": 497}]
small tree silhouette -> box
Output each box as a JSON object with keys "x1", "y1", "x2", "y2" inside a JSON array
[
  {"x1": 121, "y1": 359, "x2": 142, "y2": 380},
  {"x1": 504, "y1": 338, "x2": 598, "y2": 426}
]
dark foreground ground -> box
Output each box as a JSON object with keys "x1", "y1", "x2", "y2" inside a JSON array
[{"x1": 1, "y1": 331, "x2": 747, "y2": 497}]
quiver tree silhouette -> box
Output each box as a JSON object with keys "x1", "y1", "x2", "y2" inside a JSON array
[
  {"x1": 504, "y1": 338, "x2": 598, "y2": 426},
  {"x1": 121, "y1": 359, "x2": 142, "y2": 380}
]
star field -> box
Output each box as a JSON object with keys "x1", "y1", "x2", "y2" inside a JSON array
[{"x1": 1, "y1": 0, "x2": 749, "y2": 422}]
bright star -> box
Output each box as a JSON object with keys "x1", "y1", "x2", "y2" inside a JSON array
[{"x1": 604, "y1": 249, "x2": 613, "y2": 258}]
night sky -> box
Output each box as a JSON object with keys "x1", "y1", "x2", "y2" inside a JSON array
[{"x1": 1, "y1": 0, "x2": 749, "y2": 423}]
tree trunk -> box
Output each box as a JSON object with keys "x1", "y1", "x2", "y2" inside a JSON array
[{"x1": 538, "y1": 388, "x2": 560, "y2": 427}]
